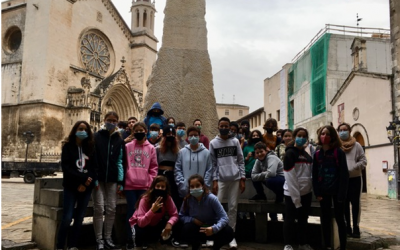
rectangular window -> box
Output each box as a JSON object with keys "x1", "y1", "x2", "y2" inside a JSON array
[
  {"x1": 277, "y1": 110, "x2": 280, "y2": 121},
  {"x1": 225, "y1": 109, "x2": 229, "y2": 115},
  {"x1": 239, "y1": 110, "x2": 243, "y2": 116}
]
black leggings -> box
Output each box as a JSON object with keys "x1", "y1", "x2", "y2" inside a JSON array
[
  {"x1": 320, "y1": 195, "x2": 347, "y2": 250},
  {"x1": 344, "y1": 176, "x2": 362, "y2": 229},
  {"x1": 180, "y1": 222, "x2": 234, "y2": 250},
  {"x1": 133, "y1": 219, "x2": 168, "y2": 246},
  {"x1": 283, "y1": 192, "x2": 312, "y2": 246}
]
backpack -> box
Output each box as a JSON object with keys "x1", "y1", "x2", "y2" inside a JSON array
[{"x1": 315, "y1": 148, "x2": 339, "y2": 194}]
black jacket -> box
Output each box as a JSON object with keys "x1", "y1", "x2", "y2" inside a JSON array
[
  {"x1": 61, "y1": 142, "x2": 96, "y2": 191},
  {"x1": 312, "y1": 147, "x2": 349, "y2": 202},
  {"x1": 94, "y1": 129, "x2": 124, "y2": 185}
]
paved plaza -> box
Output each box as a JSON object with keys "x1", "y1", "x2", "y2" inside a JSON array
[{"x1": 1, "y1": 175, "x2": 400, "y2": 250}]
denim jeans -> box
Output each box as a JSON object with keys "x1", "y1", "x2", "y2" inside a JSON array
[
  {"x1": 125, "y1": 190, "x2": 146, "y2": 243},
  {"x1": 56, "y1": 187, "x2": 92, "y2": 249}
]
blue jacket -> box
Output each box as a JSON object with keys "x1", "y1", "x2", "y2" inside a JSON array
[
  {"x1": 174, "y1": 144, "x2": 213, "y2": 198},
  {"x1": 143, "y1": 102, "x2": 167, "y2": 130},
  {"x1": 179, "y1": 193, "x2": 228, "y2": 234}
]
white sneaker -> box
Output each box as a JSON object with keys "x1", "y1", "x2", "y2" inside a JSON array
[
  {"x1": 284, "y1": 245, "x2": 294, "y2": 250},
  {"x1": 229, "y1": 238, "x2": 237, "y2": 249},
  {"x1": 206, "y1": 240, "x2": 214, "y2": 247},
  {"x1": 298, "y1": 244, "x2": 313, "y2": 250}
]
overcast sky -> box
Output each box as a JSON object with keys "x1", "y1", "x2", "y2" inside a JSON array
[{"x1": 116, "y1": 1, "x2": 390, "y2": 112}]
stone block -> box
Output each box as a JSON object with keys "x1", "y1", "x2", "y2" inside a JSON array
[
  {"x1": 39, "y1": 188, "x2": 63, "y2": 207},
  {"x1": 31, "y1": 215, "x2": 59, "y2": 250},
  {"x1": 1, "y1": 241, "x2": 37, "y2": 250},
  {"x1": 32, "y1": 204, "x2": 62, "y2": 221},
  {"x1": 34, "y1": 178, "x2": 63, "y2": 204}
]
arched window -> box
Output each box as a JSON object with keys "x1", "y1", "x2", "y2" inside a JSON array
[
  {"x1": 136, "y1": 9, "x2": 140, "y2": 27},
  {"x1": 143, "y1": 10, "x2": 147, "y2": 28}
]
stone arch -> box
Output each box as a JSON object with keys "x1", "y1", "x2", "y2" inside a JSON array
[
  {"x1": 351, "y1": 123, "x2": 370, "y2": 146},
  {"x1": 101, "y1": 83, "x2": 138, "y2": 122}
]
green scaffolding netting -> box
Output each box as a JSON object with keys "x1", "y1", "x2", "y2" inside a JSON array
[{"x1": 288, "y1": 33, "x2": 330, "y2": 129}]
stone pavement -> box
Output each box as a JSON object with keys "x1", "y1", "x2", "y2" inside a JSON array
[{"x1": 1, "y1": 175, "x2": 400, "y2": 250}]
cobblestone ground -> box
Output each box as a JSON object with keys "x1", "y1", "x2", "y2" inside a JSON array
[{"x1": 2, "y1": 174, "x2": 400, "y2": 250}]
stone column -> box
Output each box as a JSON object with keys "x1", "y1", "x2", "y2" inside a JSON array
[
  {"x1": 391, "y1": 0, "x2": 400, "y2": 113},
  {"x1": 143, "y1": 0, "x2": 219, "y2": 137}
]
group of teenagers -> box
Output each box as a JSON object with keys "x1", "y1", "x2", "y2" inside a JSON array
[{"x1": 56, "y1": 102, "x2": 367, "y2": 250}]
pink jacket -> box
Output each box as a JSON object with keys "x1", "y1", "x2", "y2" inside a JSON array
[
  {"x1": 129, "y1": 195, "x2": 178, "y2": 227},
  {"x1": 125, "y1": 140, "x2": 158, "y2": 190}
]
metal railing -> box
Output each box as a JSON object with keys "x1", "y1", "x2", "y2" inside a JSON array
[{"x1": 291, "y1": 24, "x2": 390, "y2": 63}]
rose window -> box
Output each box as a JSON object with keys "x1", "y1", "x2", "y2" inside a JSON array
[{"x1": 80, "y1": 33, "x2": 111, "y2": 76}]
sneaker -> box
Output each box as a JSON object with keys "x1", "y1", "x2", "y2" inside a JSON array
[
  {"x1": 104, "y1": 239, "x2": 121, "y2": 250},
  {"x1": 206, "y1": 240, "x2": 214, "y2": 247},
  {"x1": 68, "y1": 248, "x2": 79, "y2": 250},
  {"x1": 229, "y1": 238, "x2": 237, "y2": 249},
  {"x1": 249, "y1": 194, "x2": 267, "y2": 201},
  {"x1": 125, "y1": 242, "x2": 134, "y2": 250},
  {"x1": 284, "y1": 245, "x2": 294, "y2": 250},
  {"x1": 298, "y1": 244, "x2": 314, "y2": 250},
  {"x1": 353, "y1": 226, "x2": 361, "y2": 238},
  {"x1": 96, "y1": 239, "x2": 104, "y2": 250},
  {"x1": 141, "y1": 243, "x2": 148, "y2": 250},
  {"x1": 171, "y1": 238, "x2": 188, "y2": 248}
]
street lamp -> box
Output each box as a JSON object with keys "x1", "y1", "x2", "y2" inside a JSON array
[
  {"x1": 23, "y1": 131, "x2": 35, "y2": 163},
  {"x1": 386, "y1": 116, "x2": 400, "y2": 200},
  {"x1": 386, "y1": 116, "x2": 400, "y2": 144}
]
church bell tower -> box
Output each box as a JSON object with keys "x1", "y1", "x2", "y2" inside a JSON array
[{"x1": 131, "y1": 0, "x2": 156, "y2": 36}]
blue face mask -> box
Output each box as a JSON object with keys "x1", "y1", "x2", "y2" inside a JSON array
[
  {"x1": 76, "y1": 131, "x2": 88, "y2": 140},
  {"x1": 150, "y1": 131, "x2": 159, "y2": 139},
  {"x1": 339, "y1": 131, "x2": 350, "y2": 140},
  {"x1": 105, "y1": 122, "x2": 116, "y2": 131},
  {"x1": 189, "y1": 136, "x2": 200, "y2": 146},
  {"x1": 190, "y1": 188, "x2": 204, "y2": 198},
  {"x1": 295, "y1": 137, "x2": 307, "y2": 147},
  {"x1": 237, "y1": 134, "x2": 243, "y2": 140},
  {"x1": 168, "y1": 123, "x2": 175, "y2": 127},
  {"x1": 177, "y1": 129, "x2": 185, "y2": 137}
]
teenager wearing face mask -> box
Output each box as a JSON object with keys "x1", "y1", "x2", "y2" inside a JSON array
[
  {"x1": 275, "y1": 129, "x2": 293, "y2": 161},
  {"x1": 175, "y1": 126, "x2": 213, "y2": 199},
  {"x1": 337, "y1": 123, "x2": 367, "y2": 239},
  {"x1": 210, "y1": 117, "x2": 245, "y2": 249},
  {"x1": 124, "y1": 122, "x2": 158, "y2": 250},
  {"x1": 93, "y1": 111, "x2": 124, "y2": 250},
  {"x1": 167, "y1": 117, "x2": 176, "y2": 127},
  {"x1": 179, "y1": 174, "x2": 234, "y2": 250},
  {"x1": 156, "y1": 125, "x2": 181, "y2": 208},
  {"x1": 56, "y1": 121, "x2": 96, "y2": 250},
  {"x1": 129, "y1": 176, "x2": 178, "y2": 249},
  {"x1": 239, "y1": 120, "x2": 250, "y2": 149},
  {"x1": 143, "y1": 102, "x2": 167, "y2": 137},
  {"x1": 313, "y1": 125, "x2": 349, "y2": 250},
  {"x1": 187, "y1": 119, "x2": 210, "y2": 149},
  {"x1": 283, "y1": 128, "x2": 314, "y2": 250},
  {"x1": 243, "y1": 130, "x2": 263, "y2": 178},
  {"x1": 262, "y1": 118, "x2": 282, "y2": 150},
  {"x1": 148, "y1": 123, "x2": 162, "y2": 146},
  {"x1": 176, "y1": 122, "x2": 188, "y2": 149}
]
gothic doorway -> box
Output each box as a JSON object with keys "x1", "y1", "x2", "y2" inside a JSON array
[{"x1": 102, "y1": 83, "x2": 138, "y2": 122}]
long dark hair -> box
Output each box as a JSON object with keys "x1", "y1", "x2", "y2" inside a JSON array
[
  {"x1": 182, "y1": 174, "x2": 209, "y2": 212},
  {"x1": 159, "y1": 126, "x2": 179, "y2": 155},
  {"x1": 247, "y1": 130, "x2": 264, "y2": 145},
  {"x1": 317, "y1": 125, "x2": 342, "y2": 149},
  {"x1": 287, "y1": 127, "x2": 309, "y2": 147},
  {"x1": 135, "y1": 175, "x2": 171, "y2": 209},
  {"x1": 66, "y1": 121, "x2": 94, "y2": 156}
]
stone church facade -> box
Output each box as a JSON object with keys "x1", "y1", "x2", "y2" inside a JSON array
[{"x1": 1, "y1": 0, "x2": 157, "y2": 162}]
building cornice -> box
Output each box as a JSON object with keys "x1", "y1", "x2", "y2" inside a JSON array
[{"x1": 1, "y1": 3, "x2": 26, "y2": 12}]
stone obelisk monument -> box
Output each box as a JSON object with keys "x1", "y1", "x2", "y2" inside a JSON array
[{"x1": 143, "y1": 0, "x2": 219, "y2": 137}]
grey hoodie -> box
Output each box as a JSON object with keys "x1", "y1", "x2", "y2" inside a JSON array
[
  {"x1": 251, "y1": 151, "x2": 284, "y2": 181},
  {"x1": 209, "y1": 136, "x2": 245, "y2": 182},
  {"x1": 174, "y1": 143, "x2": 213, "y2": 198}
]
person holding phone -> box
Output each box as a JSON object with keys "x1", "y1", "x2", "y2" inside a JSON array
[{"x1": 179, "y1": 174, "x2": 234, "y2": 250}]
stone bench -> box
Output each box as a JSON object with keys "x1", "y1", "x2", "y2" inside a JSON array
[{"x1": 32, "y1": 178, "x2": 339, "y2": 250}]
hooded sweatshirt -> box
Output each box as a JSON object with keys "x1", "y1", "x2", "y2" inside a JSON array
[
  {"x1": 129, "y1": 194, "x2": 178, "y2": 228},
  {"x1": 209, "y1": 136, "x2": 245, "y2": 182},
  {"x1": 283, "y1": 145, "x2": 313, "y2": 208},
  {"x1": 174, "y1": 144, "x2": 213, "y2": 198},
  {"x1": 251, "y1": 151, "x2": 284, "y2": 182},
  {"x1": 179, "y1": 193, "x2": 228, "y2": 234},
  {"x1": 143, "y1": 102, "x2": 167, "y2": 131},
  {"x1": 124, "y1": 139, "x2": 158, "y2": 190}
]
